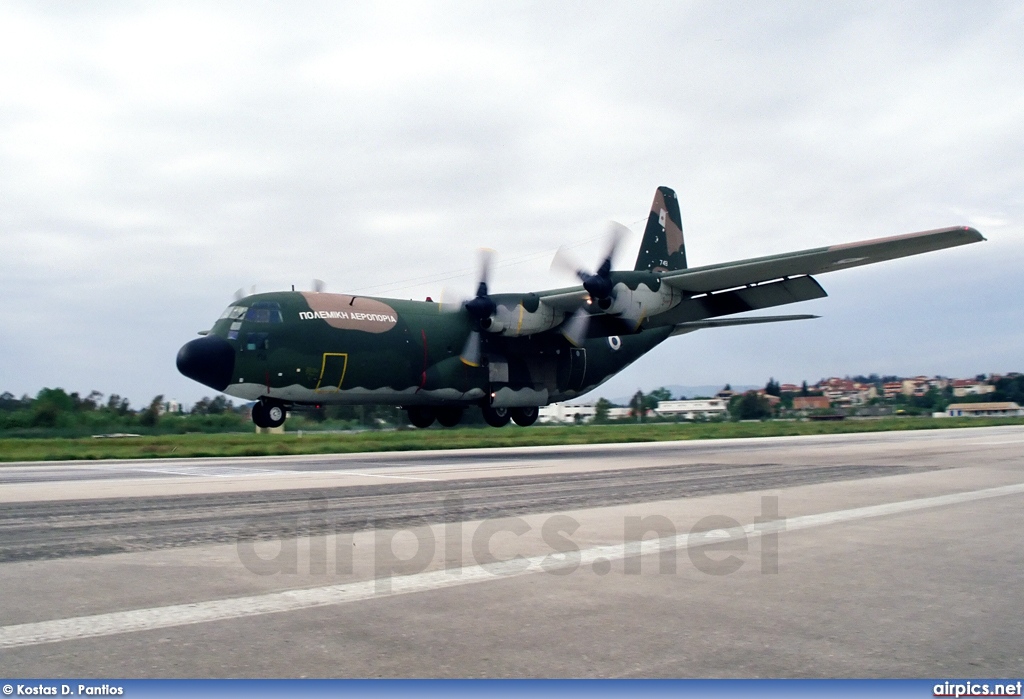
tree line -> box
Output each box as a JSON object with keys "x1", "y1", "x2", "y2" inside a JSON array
[
  {"x1": 3, "y1": 373, "x2": 1021, "y2": 435},
  {"x1": 0, "y1": 388, "x2": 250, "y2": 436}
]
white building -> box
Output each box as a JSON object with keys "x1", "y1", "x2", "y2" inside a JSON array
[
  {"x1": 950, "y1": 380, "x2": 996, "y2": 397},
  {"x1": 158, "y1": 400, "x2": 181, "y2": 415},
  {"x1": 945, "y1": 402, "x2": 1023, "y2": 417},
  {"x1": 654, "y1": 399, "x2": 728, "y2": 420},
  {"x1": 539, "y1": 402, "x2": 597, "y2": 424},
  {"x1": 606, "y1": 407, "x2": 636, "y2": 420}
]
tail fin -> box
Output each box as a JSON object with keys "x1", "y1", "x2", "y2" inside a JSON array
[{"x1": 634, "y1": 186, "x2": 687, "y2": 272}]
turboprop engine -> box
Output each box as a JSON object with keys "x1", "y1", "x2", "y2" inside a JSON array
[{"x1": 481, "y1": 293, "x2": 561, "y2": 337}]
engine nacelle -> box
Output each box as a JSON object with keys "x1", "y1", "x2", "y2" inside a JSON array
[
  {"x1": 486, "y1": 299, "x2": 561, "y2": 337},
  {"x1": 605, "y1": 281, "x2": 682, "y2": 328}
]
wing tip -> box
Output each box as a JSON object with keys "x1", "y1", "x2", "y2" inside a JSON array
[{"x1": 961, "y1": 225, "x2": 986, "y2": 242}]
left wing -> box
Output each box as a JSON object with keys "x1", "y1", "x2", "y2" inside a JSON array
[
  {"x1": 507, "y1": 225, "x2": 981, "y2": 340},
  {"x1": 660, "y1": 226, "x2": 984, "y2": 294},
  {"x1": 535, "y1": 287, "x2": 589, "y2": 312}
]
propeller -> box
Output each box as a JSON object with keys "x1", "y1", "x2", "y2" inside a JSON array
[
  {"x1": 551, "y1": 222, "x2": 630, "y2": 344},
  {"x1": 312, "y1": 279, "x2": 326, "y2": 293},
  {"x1": 552, "y1": 221, "x2": 627, "y2": 304},
  {"x1": 459, "y1": 248, "x2": 497, "y2": 367},
  {"x1": 233, "y1": 285, "x2": 256, "y2": 301},
  {"x1": 437, "y1": 288, "x2": 466, "y2": 314},
  {"x1": 560, "y1": 307, "x2": 591, "y2": 347}
]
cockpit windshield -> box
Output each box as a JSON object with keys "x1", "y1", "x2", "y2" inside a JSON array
[
  {"x1": 244, "y1": 301, "x2": 283, "y2": 323},
  {"x1": 219, "y1": 305, "x2": 248, "y2": 320},
  {"x1": 219, "y1": 302, "x2": 283, "y2": 324}
]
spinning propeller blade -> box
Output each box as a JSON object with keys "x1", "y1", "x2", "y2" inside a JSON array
[
  {"x1": 437, "y1": 287, "x2": 466, "y2": 313},
  {"x1": 459, "y1": 248, "x2": 497, "y2": 366},
  {"x1": 551, "y1": 221, "x2": 629, "y2": 304},
  {"x1": 560, "y1": 307, "x2": 591, "y2": 347},
  {"x1": 460, "y1": 331, "x2": 482, "y2": 367}
]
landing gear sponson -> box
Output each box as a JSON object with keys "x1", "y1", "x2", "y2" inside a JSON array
[
  {"x1": 248, "y1": 401, "x2": 540, "y2": 429},
  {"x1": 404, "y1": 404, "x2": 540, "y2": 429}
]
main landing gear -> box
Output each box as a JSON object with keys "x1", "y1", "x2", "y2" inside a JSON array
[
  {"x1": 510, "y1": 406, "x2": 539, "y2": 427},
  {"x1": 252, "y1": 400, "x2": 287, "y2": 429},
  {"x1": 406, "y1": 405, "x2": 539, "y2": 429},
  {"x1": 480, "y1": 405, "x2": 540, "y2": 427}
]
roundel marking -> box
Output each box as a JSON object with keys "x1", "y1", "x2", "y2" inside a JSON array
[{"x1": 608, "y1": 335, "x2": 622, "y2": 351}]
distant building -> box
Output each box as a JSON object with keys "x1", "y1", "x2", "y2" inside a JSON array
[
  {"x1": 158, "y1": 400, "x2": 181, "y2": 415},
  {"x1": 814, "y1": 378, "x2": 876, "y2": 406},
  {"x1": 902, "y1": 377, "x2": 931, "y2": 397},
  {"x1": 882, "y1": 381, "x2": 903, "y2": 398},
  {"x1": 945, "y1": 402, "x2": 1023, "y2": 417},
  {"x1": 792, "y1": 396, "x2": 830, "y2": 411},
  {"x1": 538, "y1": 403, "x2": 596, "y2": 424},
  {"x1": 951, "y1": 379, "x2": 996, "y2": 397},
  {"x1": 654, "y1": 399, "x2": 727, "y2": 420}
]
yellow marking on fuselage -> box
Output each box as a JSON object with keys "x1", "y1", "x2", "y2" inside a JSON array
[
  {"x1": 517, "y1": 305, "x2": 524, "y2": 335},
  {"x1": 315, "y1": 352, "x2": 349, "y2": 392}
]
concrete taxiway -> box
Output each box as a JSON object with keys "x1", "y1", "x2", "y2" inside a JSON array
[{"x1": 0, "y1": 426, "x2": 1022, "y2": 677}]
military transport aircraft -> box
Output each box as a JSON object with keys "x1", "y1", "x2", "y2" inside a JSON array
[{"x1": 177, "y1": 186, "x2": 984, "y2": 429}]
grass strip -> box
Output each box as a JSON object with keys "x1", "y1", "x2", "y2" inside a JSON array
[{"x1": 0, "y1": 417, "x2": 1022, "y2": 463}]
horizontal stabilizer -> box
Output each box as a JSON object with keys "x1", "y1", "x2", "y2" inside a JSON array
[{"x1": 670, "y1": 314, "x2": 818, "y2": 336}]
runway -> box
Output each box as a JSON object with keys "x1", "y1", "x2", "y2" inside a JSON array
[{"x1": 1, "y1": 426, "x2": 1023, "y2": 677}]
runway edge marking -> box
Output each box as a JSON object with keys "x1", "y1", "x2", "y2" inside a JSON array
[{"x1": 3, "y1": 481, "x2": 1024, "y2": 649}]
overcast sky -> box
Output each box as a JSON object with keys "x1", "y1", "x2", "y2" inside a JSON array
[{"x1": 1, "y1": 1, "x2": 1022, "y2": 408}]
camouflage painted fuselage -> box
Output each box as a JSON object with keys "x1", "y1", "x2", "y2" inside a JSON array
[{"x1": 213, "y1": 290, "x2": 671, "y2": 408}]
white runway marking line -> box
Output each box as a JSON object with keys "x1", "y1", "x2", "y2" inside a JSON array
[
  {"x1": 321, "y1": 470, "x2": 439, "y2": 481},
  {"x1": 121, "y1": 466, "x2": 291, "y2": 478},
  {"x1": 2, "y1": 481, "x2": 1024, "y2": 649},
  {"x1": 91, "y1": 464, "x2": 439, "y2": 482}
]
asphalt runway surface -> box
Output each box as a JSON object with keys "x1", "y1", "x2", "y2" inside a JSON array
[{"x1": 1, "y1": 426, "x2": 1022, "y2": 677}]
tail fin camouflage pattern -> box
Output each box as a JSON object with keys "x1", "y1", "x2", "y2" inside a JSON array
[{"x1": 634, "y1": 186, "x2": 687, "y2": 273}]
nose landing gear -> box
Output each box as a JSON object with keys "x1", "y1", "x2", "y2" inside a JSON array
[{"x1": 252, "y1": 400, "x2": 287, "y2": 429}]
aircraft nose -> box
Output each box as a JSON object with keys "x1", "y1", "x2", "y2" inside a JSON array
[{"x1": 176, "y1": 335, "x2": 235, "y2": 391}]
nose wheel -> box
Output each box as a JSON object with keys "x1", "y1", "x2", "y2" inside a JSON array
[{"x1": 252, "y1": 400, "x2": 287, "y2": 429}]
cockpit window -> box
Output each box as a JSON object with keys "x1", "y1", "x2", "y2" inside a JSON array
[
  {"x1": 220, "y1": 305, "x2": 248, "y2": 320},
  {"x1": 244, "y1": 301, "x2": 283, "y2": 324}
]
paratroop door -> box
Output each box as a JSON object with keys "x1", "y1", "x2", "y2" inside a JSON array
[{"x1": 315, "y1": 353, "x2": 348, "y2": 392}]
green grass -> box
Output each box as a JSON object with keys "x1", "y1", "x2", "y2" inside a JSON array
[{"x1": 0, "y1": 417, "x2": 1022, "y2": 463}]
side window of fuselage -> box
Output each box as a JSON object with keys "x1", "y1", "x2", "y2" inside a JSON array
[{"x1": 245, "y1": 332, "x2": 269, "y2": 351}]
